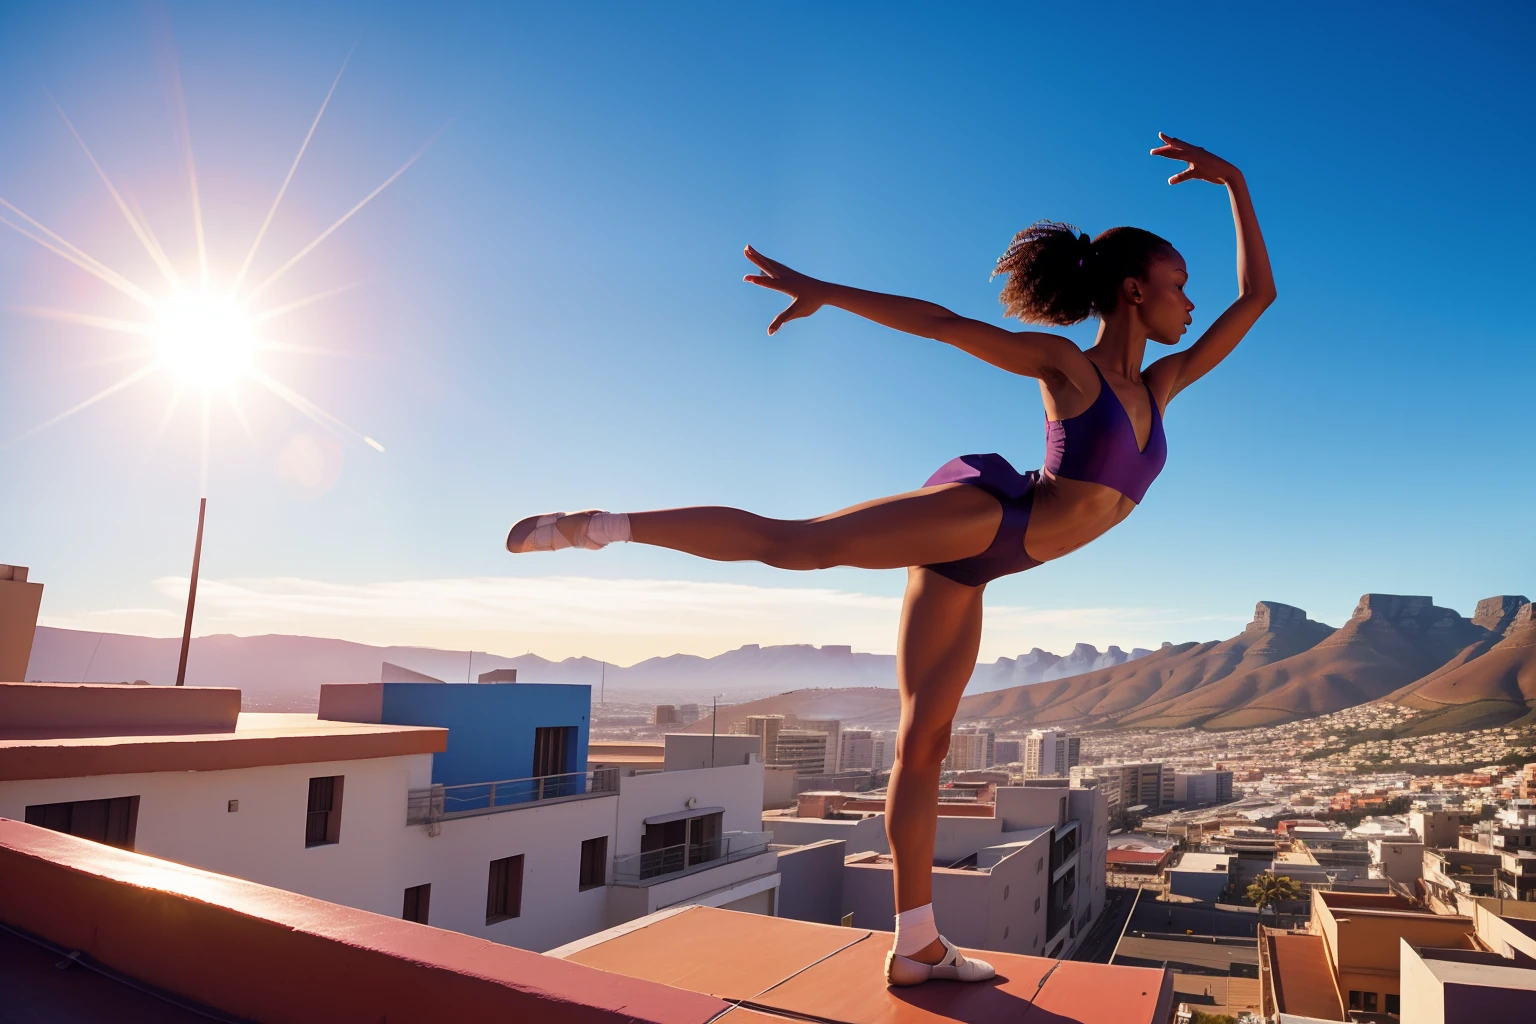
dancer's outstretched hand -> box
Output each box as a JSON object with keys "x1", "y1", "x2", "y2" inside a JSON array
[
  {"x1": 744, "y1": 245, "x2": 827, "y2": 335},
  {"x1": 1150, "y1": 132, "x2": 1241, "y2": 186}
]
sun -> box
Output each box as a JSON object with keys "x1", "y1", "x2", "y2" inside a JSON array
[
  {"x1": 0, "y1": 47, "x2": 430, "y2": 456},
  {"x1": 152, "y1": 291, "x2": 257, "y2": 389}
]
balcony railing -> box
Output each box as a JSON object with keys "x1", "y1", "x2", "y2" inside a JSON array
[
  {"x1": 611, "y1": 830, "x2": 773, "y2": 886},
  {"x1": 406, "y1": 768, "x2": 619, "y2": 825}
]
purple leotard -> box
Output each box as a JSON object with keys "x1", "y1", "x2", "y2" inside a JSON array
[{"x1": 922, "y1": 363, "x2": 1167, "y2": 586}]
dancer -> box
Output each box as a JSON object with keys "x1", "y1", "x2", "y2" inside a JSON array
[{"x1": 507, "y1": 133, "x2": 1274, "y2": 985}]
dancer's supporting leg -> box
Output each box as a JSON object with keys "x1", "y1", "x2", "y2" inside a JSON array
[
  {"x1": 626, "y1": 484, "x2": 1004, "y2": 570},
  {"x1": 887, "y1": 566, "x2": 988, "y2": 966}
]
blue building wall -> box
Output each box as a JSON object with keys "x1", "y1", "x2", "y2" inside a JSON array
[{"x1": 376, "y1": 682, "x2": 590, "y2": 787}]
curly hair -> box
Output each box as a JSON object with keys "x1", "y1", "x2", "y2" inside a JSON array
[{"x1": 992, "y1": 221, "x2": 1174, "y2": 325}]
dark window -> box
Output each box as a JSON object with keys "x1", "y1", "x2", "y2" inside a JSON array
[
  {"x1": 533, "y1": 726, "x2": 575, "y2": 777},
  {"x1": 1349, "y1": 991, "x2": 1362, "y2": 1010},
  {"x1": 25, "y1": 796, "x2": 139, "y2": 850},
  {"x1": 1034, "y1": 896, "x2": 1042, "y2": 912},
  {"x1": 639, "y1": 812, "x2": 723, "y2": 879},
  {"x1": 402, "y1": 883, "x2": 431, "y2": 924},
  {"x1": 306, "y1": 776, "x2": 344, "y2": 847},
  {"x1": 487, "y1": 854, "x2": 524, "y2": 923},
  {"x1": 579, "y1": 836, "x2": 607, "y2": 890},
  {"x1": 1362, "y1": 992, "x2": 1377, "y2": 1013},
  {"x1": 1385, "y1": 993, "x2": 1400, "y2": 1014}
]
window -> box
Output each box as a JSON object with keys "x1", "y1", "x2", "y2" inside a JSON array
[
  {"x1": 640, "y1": 812, "x2": 723, "y2": 879},
  {"x1": 533, "y1": 726, "x2": 576, "y2": 777},
  {"x1": 1035, "y1": 897, "x2": 1042, "y2": 913},
  {"x1": 487, "y1": 854, "x2": 524, "y2": 923},
  {"x1": 579, "y1": 836, "x2": 607, "y2": 890},
  {"x1": 305, "y1": 776, "x2": 344, "y2": 847},
  {"x1": 1348, "y1": 991, "x2": 1362, "y2": 1011},
  {"x1": 1385, "y1": 993, "x2": 1400, "y2": 1014},
  {"x1": 24, "y1": 796, "x2": 139, "y2": 850},
  {"x1": 402, "y1": 884, "x2": 431, "y2": 924},
  {"x1": 1363, "y1": 992, "x2": 1377, "y2": 1013}
]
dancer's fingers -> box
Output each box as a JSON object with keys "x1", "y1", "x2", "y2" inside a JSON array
[
  {"x1": 1168, "y1": 167, "x2": 1199, "y2": 184},
  {"x1": 744, "y1": 274, "x2": 792, "y2": 293},
  {"x1": 767, "y1": 299, "x2": 807, "y2": 334},
  {"x1": 744, "y1": 245, "x2": 786, "y2": 274}
]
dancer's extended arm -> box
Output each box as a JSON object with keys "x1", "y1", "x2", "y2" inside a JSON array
[
  {"x1": 1147, "y1": 133, "x2": 1277, "y2": 401},
  {"x1": 743, "y1": 245, "x2": 1083, "y2": 380}
]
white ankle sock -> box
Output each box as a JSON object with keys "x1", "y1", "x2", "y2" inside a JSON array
[
  {"x1": 586, "y1": 512, "x2": 631, "y2": 547},
  {"x1": 893, "y1": 904, "x2": 938, "y2": 957}
]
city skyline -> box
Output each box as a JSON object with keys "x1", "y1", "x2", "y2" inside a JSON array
[{"x1": 3, "y1": 4, "x2": 1532, "y2": 665}]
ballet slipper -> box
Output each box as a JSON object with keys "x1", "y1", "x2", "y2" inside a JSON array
[
  {"x1": 506, "y1": 511, "x2": 607, "y2": 552},
  {"x1": 884, "y1": 935, "x2": 996, "y2": 986}
]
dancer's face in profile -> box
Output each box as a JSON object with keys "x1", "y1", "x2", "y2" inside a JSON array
[{"x1": 1132, "y1": 248, "x2": 1194, "y2": 346}]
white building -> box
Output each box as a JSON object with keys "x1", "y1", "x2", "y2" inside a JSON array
[
  {"x1": 0, "y1": 678, "x2": 777, "y2": 955},
  {"x1": 1023, "y1": 730, "x2": 1080, "y2": 778},
  {"x1": 774, "y1": 729, "x2": 831, "y2": 775}
]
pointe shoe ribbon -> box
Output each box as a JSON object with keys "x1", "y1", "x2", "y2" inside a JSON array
[
  {"x1": 506, "y1": 511, "x2": 607, "y2": 553},
  {"x1": 884, "y1": 936, "x2": 996, "y2": 986}
]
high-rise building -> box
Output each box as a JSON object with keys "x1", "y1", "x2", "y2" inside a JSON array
[
  {"x1": 946, "y1": 728, "x2": 996, "y2": 771},
  {"x1": 1023, "y1": 730, "x2": 1080, "y2": 778},
  {"x1": 737, "y1": 715, "x2": 786, "y2": 763},
  {"x1": 677, "y1": 703, "x2": 701, "y2": 726},
  {"x1": 1172, "y1": 769, "x2": 1234, "y2": 807},
  {"x1": 839, "y1": 729, "x2": 877, "y2": 771},
  {"x1": 994, "y1": 738, "x2": 1023, "y2": 765},
  {"x1": 653, "y1": 705, "x2": 679, "y2": 725},
  {"x1": 792, "y1": 719, "x2": 842, "y2": 771},
  {"x1": 774, "y1": 729, "x2": 831, "y2": 775},
  {"x1": 1072, "y1": 762, "x2": 1166, "y2": 811}
]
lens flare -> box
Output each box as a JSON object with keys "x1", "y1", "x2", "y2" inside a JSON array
[{"x1": 152, "y1": 292, "x2": 256, "y2": 388}]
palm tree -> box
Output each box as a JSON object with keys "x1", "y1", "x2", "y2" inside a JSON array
[{"x1": 1246, "y1": 873, "x2": 1301, "y2": 914}]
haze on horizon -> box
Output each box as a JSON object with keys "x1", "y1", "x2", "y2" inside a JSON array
[{"x1": 2, "y1": 4, "x2": 1532, "y2": 667}]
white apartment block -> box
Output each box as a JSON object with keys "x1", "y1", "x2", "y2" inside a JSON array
[{"x1": 1023, "y1": 730, "x2": 1080, "y2": 778}]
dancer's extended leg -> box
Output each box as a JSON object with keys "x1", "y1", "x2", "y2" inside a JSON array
[
  {"x1": 627, "y1": 485, "x2": 1003, "y2": 570},
  {"x1": 882, "y1": 566, "x2": 995, "y2": 983}
]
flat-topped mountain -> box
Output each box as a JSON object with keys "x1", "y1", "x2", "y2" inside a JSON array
[
  {"x1": 1387, "y1": 598, "x2": 1536, "y2": 732},
  {"x1": 959, "y1": 601, "x2": 1335, "y2": 729}
]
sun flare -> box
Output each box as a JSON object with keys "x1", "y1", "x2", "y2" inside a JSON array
[
  {"x1": 0, "y1": 47, "x2": 428, "y2": 461},
  {"x1": 152, "y1": 291, "x2": 257, "y2": 389}
]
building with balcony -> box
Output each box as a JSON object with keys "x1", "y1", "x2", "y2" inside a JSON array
[
  {"x1": 946, "y1": 727, "x2": 995, "y2": 771},
  {"x1": 1072, "y1": 761, "x2": 1166, "y2": 812},
  {"x1": 1, "y1": 674, "x2": 777, "y2": 955}
]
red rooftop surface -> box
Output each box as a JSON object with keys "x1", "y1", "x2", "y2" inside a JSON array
[
  {"x1": 1263, "y1": 932, "x2": 1345, "y2": 1021},
  {"x1": 0, "y1": 818, "x2": 726, "y2": 1023},
  {"x1": 554, "y1": 904, "x2": 1175, "y2": 1024}
]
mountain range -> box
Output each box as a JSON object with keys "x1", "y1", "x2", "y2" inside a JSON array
[
  {"x1": 673, "y1": 593, "x2": 1536, "y2": 735},
  {"x1": 22, "y1": 626, "x2": 1149, "y2": 704}
]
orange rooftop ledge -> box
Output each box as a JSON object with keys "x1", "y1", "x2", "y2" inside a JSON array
[{"x1": 0, "y1": 818, "x2": 728, "y2": 1023}]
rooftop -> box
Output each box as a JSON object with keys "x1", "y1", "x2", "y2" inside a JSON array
[
  {"x1": 553, "y1": 904, "x2": 1175, "y2": 1023},
  {"x1": 3, "y1": 815, "x2": 1174, "y2": 1024},
  {"x1": 1264, "y1": 932, "x2": 1345, "y2": 1020},
  {"x1": 0, "y1": 681, "x2": 448, "y2": 781}
]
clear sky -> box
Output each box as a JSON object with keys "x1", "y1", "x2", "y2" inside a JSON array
[{"x1": 1, "y1": 2, "x2": 1532, "y2": 665}]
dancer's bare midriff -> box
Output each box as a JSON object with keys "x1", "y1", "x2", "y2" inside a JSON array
[{"x1": 1019, "y1": 472, "x2": 1139, "y2": 563}]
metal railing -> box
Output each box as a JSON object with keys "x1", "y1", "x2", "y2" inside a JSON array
[
  {"x1": 611, "y1": 830, "x2": 773, "y2": 885},
  {"x1": 407, "y1": 767, "x2": 619, "y2": 825}
]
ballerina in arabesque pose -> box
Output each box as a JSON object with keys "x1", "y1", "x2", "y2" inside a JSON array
[{"x1": 506, "y1": 133, "x2": 1274, "y2": 985}]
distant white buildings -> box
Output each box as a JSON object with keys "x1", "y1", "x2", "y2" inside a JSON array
[{"x1": 1024, "y1": 730, "x2": 1081, "y2": 779}]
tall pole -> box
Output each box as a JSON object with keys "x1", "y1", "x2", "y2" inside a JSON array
[
  {"x1": 175, "y1": 497, "x2": 206, "y2": 687},
  {"x1": 711, "y1": 694, "x2": 718, "y2": 768}
]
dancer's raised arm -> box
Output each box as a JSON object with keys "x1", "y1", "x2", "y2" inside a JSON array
[
  {"x1": 743, "y1": 244, "x2": 1083, "y2": 381},
  {"x1": 1146, "y1": 133, "x2": 1277, "y2": 401}
]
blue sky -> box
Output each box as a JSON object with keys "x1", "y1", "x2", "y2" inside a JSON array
[{"x1": 1, "y1": 2, "x2": 1531, "y2": 664}]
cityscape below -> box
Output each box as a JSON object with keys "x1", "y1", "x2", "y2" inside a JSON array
[{"x1": 4, "y1": 563, "x2": 1536, "y2": 1022}]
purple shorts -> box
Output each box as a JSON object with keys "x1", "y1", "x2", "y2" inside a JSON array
[{"x1": 921, "y1": 453, "x2": 1042, "y2": 587}]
